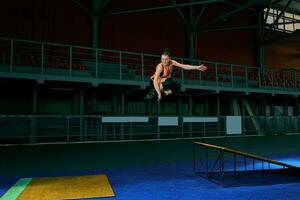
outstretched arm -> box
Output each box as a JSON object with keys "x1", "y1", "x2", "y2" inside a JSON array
[
  {"x1": 172, "y1": 60, "x2": 207, "y2": 71},
  {"x1": 153, "y1": 64, "x2": 163, "y2": 100}
]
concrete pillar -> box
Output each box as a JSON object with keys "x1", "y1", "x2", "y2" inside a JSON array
[{"x1": 91, "y1": 16, "x2": 100, "y2": 49}]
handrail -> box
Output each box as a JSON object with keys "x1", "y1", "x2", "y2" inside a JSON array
[
  {"x1": 0, "y1": 37, "x2": 299, "y2": 93},
  {"x1": 0, "y1": 36, "x2": 296, "y2": 70},
  {"x1": 194, "y1": 141, "x2": 299, "y2": 169},
  {"x1": 0, "y1": 115, "x2": 299, "y2": 145}
]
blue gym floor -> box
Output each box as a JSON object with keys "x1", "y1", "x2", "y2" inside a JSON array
[
  {"x1": 1, "y1": 161, "x2": 300, "y2": 200},
  {"x1": 1, "y1": 136, "x2": 300, "y2": 200}
]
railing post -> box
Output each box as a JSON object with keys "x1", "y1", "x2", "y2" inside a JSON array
[
  {"x1": 230, "y1": 64, "x2": 233, "y2": 87},
  {"x1": 157, "y1": 116, "x2": 160, "y2": 139},
  {"x1": 193, "y1": 143, "x2": 196, "y2": 172},
  {"x1": 215, "y1": 63, "x2": 218, "y2": 86},
  {"x1": 129, "y1": 122, "x2": 132, "y2": 140},
  {"x1": 199, "y1": 60, "x2": 202, "y2": 84},
  {"x1": 283, "y1": 70, "x2": 286, "y2": 89},
  {"x1": 31, "y1": 115, "x2": 36, "y2": 144},
  {"x1": 67, "y1": 116, "x2": 70, "y2": 143},
  {"x1": 181, "y1": 117, "x2": 184, "y2": 139},
  {"x1": 141, "y1": 53, "x2": 144, "y2": 81},
  {"x1": 294, "y1": 116, "x2": 297, "y2": 134},
  {"x1": 10, "y1": 39, "x2": 14, "y2": 72},
  {"x1": 258, "y1": 68, "x2": 261, "y2": 87},
  {"x1": 119, "y1": 51, "x2": 122, "y2": 80},
  {"x1": 271, "y1": 69, "x2": 274, "y2": 89},
  {"x1": 80, "y1": 116, "x2": 83, "y2": 141},
  {"x1": 181, "y1": 58, "x2": 184, "y2": 83},
  {"x1": 245, "y1": 65, "x2": 248, "y2": 88},
  {"x1": 95, "y1": 49, "x2": 98, "y2": 78},
  {"x1": 84, "y1": 119, "x2": 87, "y2": 141},
  {"x1": 69, "y1": 46, "x2": 72, "y2": 76},
  {"x1": 217, "y1": 115, "x2": 221, "y2": 136},
  {"x1": 41, "y1": 42, "x2": 44, "y2": 75},
  {"x1": 204, "y1": 122, "x2": 206, "y2": 137},
  {"x1": 221, "y1": 150, "x2": 224, "y2": 187},
  {"x1": 96, "y1": 120, "x2": 100, "y2": 141},
  {"x1": 234, "y1": 153, "x2": 237, "y2": 175},
  {"x1": 294, "y1": 70, "x2": 296, "y2": 90},
  {"x1": 205, "y1": 147, "x2": 208, "y2": 178}
]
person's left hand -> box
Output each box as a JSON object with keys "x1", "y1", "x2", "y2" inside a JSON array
[{"x1": 197, "y1": 64, "x2": 207, "y2": 71}]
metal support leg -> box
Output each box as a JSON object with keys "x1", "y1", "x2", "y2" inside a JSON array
[{"x1": 234, "y1": 154, "x2": 237, "y2": 175}]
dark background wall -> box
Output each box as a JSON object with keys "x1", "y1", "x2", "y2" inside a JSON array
[
  {"x1": 0, "y1": 0, "x2": 91, "y2": 45},
  {"x1": 264, "y1": 32, "x2": 300, "y2": 69}
]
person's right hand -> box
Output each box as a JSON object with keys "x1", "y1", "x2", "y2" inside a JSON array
[{"x1": 157, "y1": 93, "x2": 162, "y2": 101}]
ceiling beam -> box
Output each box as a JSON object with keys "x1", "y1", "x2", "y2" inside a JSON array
[
  {"x1": 72, "y1": 0, "x2": 90, "y2": 13},
  {"x1": 100, "y1": 0, "x2": 111, "y2": 9},
  {"x1": 93, "y1": 0, "x2": 102, "y2": 12},
  {"x1": 272, "y1": 19, "x2": 300, "y2": 25},
  {"x1": 92, "y1": 0, "x2": 112, "y2": 16},
  {"x1": 222, "y1": 0, "x2": 256, "y2": 11},
  {"x1": 196, "y1": 0, "x2": 261, "y2": 31},
  {"x1": 172, "y1": 0, "x2": 191, "y2": 29},
  {"x1": 103, "y1": 0, "x2": 223, "y2": 17},
  {"x1": 193, "y1": 4, "x2": 208, "y2": 29},
  {"x1": 260, "y1": 0, "x2": 274, "y2": 42},
  {"x1": 198, "y1": 25, "x2": 259, "y2": 32},
  {"x1": 263, "y1": 0, "x2": 294, "y2": 39}
]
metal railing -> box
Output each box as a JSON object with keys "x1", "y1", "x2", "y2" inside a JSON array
[
  {"x1": 193, "y1": 141, "x2": 300, "y2": 187},
  {"x1": 0, "y1": 115, "x2": 299, "y2": 145},
  {"x1": 0, "y1": 37, "x2": 299, "y2": 93}
]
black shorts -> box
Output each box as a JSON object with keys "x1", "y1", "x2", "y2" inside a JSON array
[{"x1": 149, "y1": 78, "x2": 181, "y2": 93}]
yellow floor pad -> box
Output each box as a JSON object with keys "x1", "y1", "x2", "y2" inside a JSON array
[{"x1": 17, "y1": 174, "x2": 115, "y2": 200}]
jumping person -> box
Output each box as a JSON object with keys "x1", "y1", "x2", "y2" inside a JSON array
[{"x1": 144, "y1": 49, "x2": 207, "y2": 101}]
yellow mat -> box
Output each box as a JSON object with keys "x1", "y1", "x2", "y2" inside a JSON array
[{"x1": 17, "y1": 174, "x2": 115, "y2": 200}]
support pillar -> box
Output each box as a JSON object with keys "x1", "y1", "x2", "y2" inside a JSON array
[
  {"x1": 91, "y1": 89, "x2": 97, "y2": 114},
  {"x1": 32, "y1": 85, "x2": 38, "y2": 114},
  {"x1": 256, "y1": 11, "x2": 264, "y2": 68}
]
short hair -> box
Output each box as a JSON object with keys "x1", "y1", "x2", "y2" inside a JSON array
[{"x1": 162, "y1": 48, "x2": 171, "y2": 56}]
